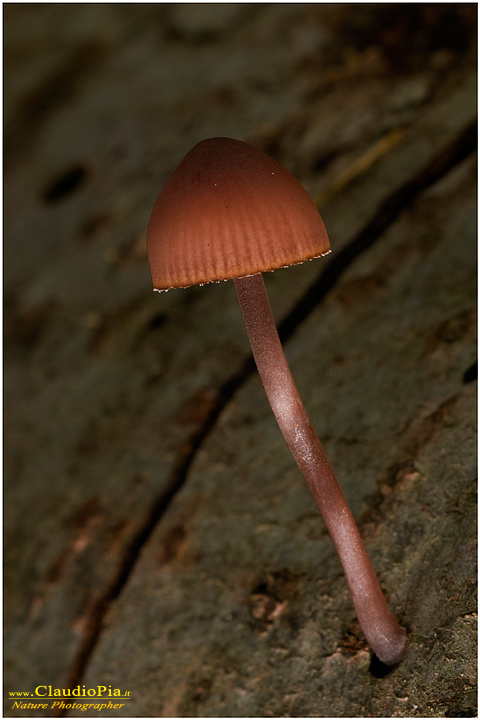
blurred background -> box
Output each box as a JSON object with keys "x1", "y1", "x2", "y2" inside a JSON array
[{"x1": 4, "y1": 4, "x2": 477, "y2": 717}]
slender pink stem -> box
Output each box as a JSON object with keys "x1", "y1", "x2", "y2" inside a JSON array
[{"x1": 234, "y1": 273, "x2": 406, "y2": 665}]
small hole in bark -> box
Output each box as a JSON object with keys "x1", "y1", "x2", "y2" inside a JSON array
[
  {"x1": 462, "y1": 360, "x2": 477, "y2": 384},
  {"x1": 369, "y1": 652, "x2": 402, "y2": 678},
  {"x1": 43, "y1": 165, "x2": 87, "y2": 202},
  {"x1": 149, "y1": 313, "x2": 166, "y2": 330},
  {"x1": 313, "y1": 148, "x2": 340, "y2": 173}
]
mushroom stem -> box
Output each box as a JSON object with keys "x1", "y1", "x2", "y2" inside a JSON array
[{"x1": 233, "y1": 272, "x2": 406, "y2": 666}]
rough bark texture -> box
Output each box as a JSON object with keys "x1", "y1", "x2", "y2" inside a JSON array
[{"x1": 4, "y1": 5, "x2": 477, "y2": 718}]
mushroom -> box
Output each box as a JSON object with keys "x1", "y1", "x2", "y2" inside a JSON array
[{"x1": 146, "y1": 137, "x2": 406, "y2": 666}]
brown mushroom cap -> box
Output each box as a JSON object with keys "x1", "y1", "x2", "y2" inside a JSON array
[{"x1": 147, "y1": 137, "x2": 330, "y2": 290}]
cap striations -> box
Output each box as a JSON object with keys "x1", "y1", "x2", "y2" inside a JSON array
[{"x1": 147, "y1": 137, "x2": 330, "y2": 290}]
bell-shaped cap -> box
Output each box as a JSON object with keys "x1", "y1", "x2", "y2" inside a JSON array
[{"x1": 147, "y1": 137, "x2": 330, "y2": 290}]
